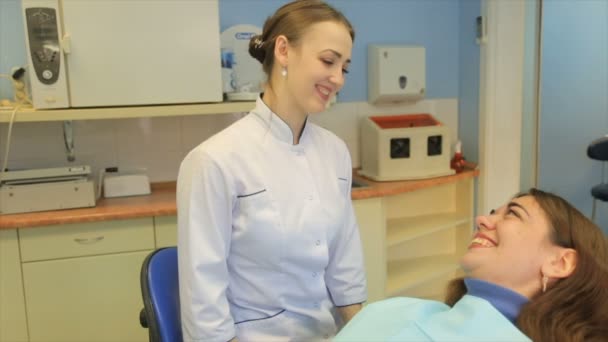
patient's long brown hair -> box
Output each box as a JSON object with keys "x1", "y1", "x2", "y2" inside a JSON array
[{"x1": 445, "y1": 188, "x2": 608, "y2": 342}]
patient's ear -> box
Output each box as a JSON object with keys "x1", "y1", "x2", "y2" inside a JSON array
[{"x1": 542, "y1": 247, "x2": 578, "y2": 279}]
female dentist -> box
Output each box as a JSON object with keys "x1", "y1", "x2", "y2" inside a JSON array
[{"x1": 176, "y1": 1, "x2": 366, "y2": 341}]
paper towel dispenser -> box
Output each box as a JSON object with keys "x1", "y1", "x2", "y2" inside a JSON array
[{"x1": 368, "y1": 45, "x2": 426, "y2": 104}]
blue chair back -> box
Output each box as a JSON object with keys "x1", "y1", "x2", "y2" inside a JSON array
[{"x1": 140, "y1": 247, "x2": 182, "y2": 342}]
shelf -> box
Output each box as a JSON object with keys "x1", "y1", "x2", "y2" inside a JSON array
[
  {"x1": 386, "y1": 255, "x2": 460, "y2": 296},
  {"x1": 0, "y1": 101, "x2": 256, "y2": 123},
  {"x1": 387, "y1": 213, "x2": 471, "y2": 247}
]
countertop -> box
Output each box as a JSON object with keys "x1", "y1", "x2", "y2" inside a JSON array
[{"x1": 0, "y1": 167, "x2": 479, "y2": 230}]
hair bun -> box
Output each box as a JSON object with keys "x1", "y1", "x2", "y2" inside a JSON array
[{"x1": 248, "y1": 34, "x2": 266, "y2": 64}]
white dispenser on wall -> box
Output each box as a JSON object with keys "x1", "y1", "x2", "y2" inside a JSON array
[{"x1": 368, "y1": 45, "x2": 426, "y2": 104}]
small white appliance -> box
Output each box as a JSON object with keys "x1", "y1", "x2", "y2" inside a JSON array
[
  {"x1": 103, "y1": 173, "x2": 151, "y2": 198},
  {"x1": 368, "y1": 45, "x2": 426, "y2": 104},
  {"x1": 0, "y1": 165, "x2": 96, "y2": 214},
  {"x1": 359, "y1": 114, "x2": 454, "y2": 181},
  {"x1": 21, "y1": 0, "x2": 222, "y2": 109}
]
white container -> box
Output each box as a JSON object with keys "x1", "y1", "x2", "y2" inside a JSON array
[
  {"x1": 368, "y1": 45, "x2": 426, "y2": 104},
  {"x1": 104, "y1": 174, "x2": 150, "y2": 198},
  {"x1": 359, "y1": 114, "x2": 454, "y2": 181}
]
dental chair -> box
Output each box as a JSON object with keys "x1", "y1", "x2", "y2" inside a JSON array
[
  {"x1": 587, "y1": 136, "x2": 608, "y2": 221},
  {"x1": 139, "y1": 247, "x2": 182, "y2": 342}
]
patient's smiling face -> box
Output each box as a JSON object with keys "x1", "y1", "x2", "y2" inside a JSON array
[{"x1": 460, "y1": 195, "x2": 556, "y2": 297}]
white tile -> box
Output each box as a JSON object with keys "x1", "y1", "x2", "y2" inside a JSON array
[
  {"x1": 73, "y1": 119, "x2": 118, "y2": 137},
  {"x1": 309, "y1": 102, "x2": 359, "y2": 144},
  {"x1": 113, "y1": 117, "x2": 181, "y2": 155},
  {"x1": 0, "y1": 123, "x2": 7, "y2": 169},
  {"x1": 116, "y1": 148, "x2": 183, "y2": 182},
  {"x1": 0, "y1": 123, "x2": 7, "y2": 150},
  {"x1": 357, "y1": 99, "x2": 433, "y2": 118},
  {"x1": 180, "y1": 113, "x2": 242, "y2": 154},
  {"x1": 10, "y1": 121, "x2": 64, "y2": 137},
  {"x1": 2, "y1": 100, "x2": 459, "y2": 183},
  {"x1": 7, "y1": 122, "x2": 67, "y2": 165},
  {"x1": 72, "y1": 120, "x2": 118, "y2": 155}
]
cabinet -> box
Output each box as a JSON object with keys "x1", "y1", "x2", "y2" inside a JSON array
[
  {"x1": 353, "y1": 198, "x2": 386, "y2": 303},
  {"x1": 371, "y1": 177, "x2": 474, "y2": 302},
  {"x1": 18, "y1": 218, "x2": 154, "y2": 342},
  {"x1": 154, "y1": 216, "x2": 177, "y2": 248},
  {"x1": 0, "y1": 229, "x2": 29, "y2": 342}
]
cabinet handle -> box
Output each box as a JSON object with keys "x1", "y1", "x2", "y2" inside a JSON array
[{"x1": 73, "y1": 236, "x2": 105, "y2": 244}]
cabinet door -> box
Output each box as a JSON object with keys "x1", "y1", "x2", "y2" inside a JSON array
[
  {"x1": 62, "y1": 0, "x2": 222, "y2": 107},
  {"x1": 0, "y1": 230, "x2": 28, "y2": 342},
  {"x1": 155, "y1": 216, "x2": 177, "y2": 248},
  {"x1": 22, "y1": 250, "x2": 151, "y2": 342},
  {"x1": 353, "y1": 198, "x2": 386, "y2": 304}
]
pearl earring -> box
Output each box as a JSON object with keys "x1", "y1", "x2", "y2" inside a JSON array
[
  {"x1": 542, "y1": 275, "x2": 549, "y2": 293},
  {"x1": 281, "y1": 66, "x2": 287, "y2": 77}
]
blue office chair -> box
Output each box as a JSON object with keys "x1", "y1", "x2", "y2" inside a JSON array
[
  {"x1": 587, "y1": 136, "x2": 608, "y2": 221},
  {"x1": 140, "y1": 247, "x2": 182, "y2": 342}
]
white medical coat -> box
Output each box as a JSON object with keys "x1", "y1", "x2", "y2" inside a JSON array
[{"x1": 177, "y1": 97, "x2": 367, "y2": 342}]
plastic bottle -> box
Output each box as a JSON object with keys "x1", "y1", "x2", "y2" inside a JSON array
[{"x1": 451, "y1": 140, "x2": 466, "y2": 173}]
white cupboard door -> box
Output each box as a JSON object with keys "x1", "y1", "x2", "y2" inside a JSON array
[
  {"x1": 62, "y1": 0, "x2": 222, "y2": 107},
  {"x1": 0, "y1": 230, "x2": 28, "y2": 342},
  {"x1": 155, "y1": 216, "x2": 177, "y2": 248},
  {"x1": 22, "y1": 250, "x2": 152, "y2": 342}
]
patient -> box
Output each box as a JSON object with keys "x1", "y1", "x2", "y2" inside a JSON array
[{"x1": 335, "y1": 188, "x2": 608, "y2": 342}]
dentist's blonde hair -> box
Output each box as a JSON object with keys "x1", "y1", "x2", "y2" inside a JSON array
[{"x1": 248, "y1": 0, "x2": 354, "y2": 78}]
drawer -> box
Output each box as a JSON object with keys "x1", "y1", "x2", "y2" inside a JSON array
[
  {"x1": 19, "y1": 218, "x2": 155, "y2": 262},
  {"x1": 154, "y1": 216, "x2": 177, "y2": 248}
]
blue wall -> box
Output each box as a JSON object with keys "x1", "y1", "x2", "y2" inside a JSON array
[
  {"x1": 521, "y1": 0, "x2": 539, "y2": 192},
  {"x1": 0, "y1": 0, "x2": 27, "y2": 100},
  {"x1": 457, "y1": 0, "x2": 481, "y2": 163},
  {"x1": 0, "y1": 0, "x2": 464, "y2": 102},
  {"x1": 539, "y1": 0, "x2": 608, "y2": 232},
  {"x1": 220, "y1": 0, "x2": 461, "y2": 102}
]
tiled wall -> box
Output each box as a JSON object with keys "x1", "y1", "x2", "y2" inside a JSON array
[{"x1": 0, "y1": 98, "x2": 458, "y2": 182}]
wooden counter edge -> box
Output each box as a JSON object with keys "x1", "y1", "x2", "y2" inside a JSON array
[{"x1": 1, "y1": 167, "x2": 479, "y2": 230}]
